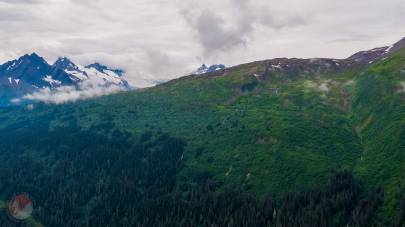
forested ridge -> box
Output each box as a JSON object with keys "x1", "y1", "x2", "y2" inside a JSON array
[{"x1": 0, "y1": 47, "x2": 404, "y2": 226}]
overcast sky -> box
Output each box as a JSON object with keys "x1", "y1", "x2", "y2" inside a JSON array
[{"x1": 0, "y1": 0, "x2": 404, "y2": 87}]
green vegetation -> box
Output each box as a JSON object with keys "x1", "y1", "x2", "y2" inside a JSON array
[{"x1": 0, "y1": 50, "x2": 404, "y2": 226}]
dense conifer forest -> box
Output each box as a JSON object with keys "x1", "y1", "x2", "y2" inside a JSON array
[{"x1": 0, "y1": 118, "x2": 402, "y2": 226}]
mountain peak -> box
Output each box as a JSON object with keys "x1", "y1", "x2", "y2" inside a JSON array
[
  {"x1": 29, "y1": 52, "x2": 40, "y2": 57},
  {"x1": 85, "y1": 62, "x2": 125, "y2": 76},
  {"x1": 55, "y1": 57, "x2": 73, "y2": 63},
  {"x1": 86, "y1": 62, "x2": 107, "y2": 71},
  {"x1": 54, "y1": 57, "x2": 78, "y2": 71},
  {"x1": 0, "y1": 52, "x2": 75, "y2": 95},
  {"x1": 192, "y1": 64, "x2": 226, "y2": 75},
  {"x1": 198, "y1": 64, "x2": 208, "y2": 69},
  {"x1": 52, "y1": 59, "x2": 129, "y2": 87},
  {"x1": 20, "y1": 52, "x2": 46, "y2": 62}
]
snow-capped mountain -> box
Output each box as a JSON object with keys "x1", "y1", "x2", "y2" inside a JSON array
[
  {"x1": 347, "y1": 37, "x2": 405, "y2": 64},
  {"x1": 0, "y1": 53, "x2": 75, "y2": 88},
  {"x1": 0, "y1": 53, "x2": 130, "y2": 106},
  {"x1": 191, "y1": 64, "x2": 226, "y2": 75},
  {"x1": 53, "y1": 57, "x2": 129, "y2": 88}
]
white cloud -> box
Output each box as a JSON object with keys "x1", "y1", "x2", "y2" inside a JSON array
[
  {"x1": 14, "y1": 79, "x2": 124, "y2": 104},
  {"x1": 0, "y1": 0, "x2": 404, "y2": 87}
]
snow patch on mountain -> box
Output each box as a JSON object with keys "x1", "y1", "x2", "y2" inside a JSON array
[
  {"x1": 191, "y1": 64, "x2": 226, "y2": 75},
  {"x1": 82, "y1": 65, "x2": 126, "y2": 86},
  {"x1": 43, "y1": 75, "x2": 62, "y2": 86},
  {"x1": 53, "y1": 57, "x2": 129, "y2": 88}
]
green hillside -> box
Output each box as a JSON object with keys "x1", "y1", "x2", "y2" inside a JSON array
[{"x1": 0, "y1": 50, "x2": 403, "y2": 226}]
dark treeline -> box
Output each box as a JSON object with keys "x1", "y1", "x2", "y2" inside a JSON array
[{"x1": 0, "y1": 118, "x2": 398, "y2": 226}]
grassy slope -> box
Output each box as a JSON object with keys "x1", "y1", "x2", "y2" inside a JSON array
[
  {"x1": 351, "y1": 50, "x2": 405, "y2": 222},
  {"x1": 0, "y1": 51, "x2": 403, "y2": 224}
]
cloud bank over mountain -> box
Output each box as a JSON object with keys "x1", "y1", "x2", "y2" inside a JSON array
[
  {"x1": 0, "y1": 0, "x2": 404, "y2": 87},
  {"x1": 17, "y1": 81, "x2": 123, "y2": 104}
]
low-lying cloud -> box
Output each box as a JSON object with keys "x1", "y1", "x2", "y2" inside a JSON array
[{"x1": 13, "y1": 80, "x2": 125, "y2": 104}]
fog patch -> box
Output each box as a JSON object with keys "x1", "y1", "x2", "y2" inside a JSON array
[
  {"x1": 344, "y1": 80, "x2": 355, "y2": 86},
  {"x1": 13, "y1": 80, "x2": 125, "y2": 104},
  {"x1": 305, "y1": 80, "x2": 333, "y2": 93},
  {"x1": 400, "y1": 81, "x2": 405, "y2": 93},
  {"x1": 318, "y1": 83, "x2": 330, "y2": 92},
  {"x1": 26, "y1": 104, "x2": 34, "y2": 110}
]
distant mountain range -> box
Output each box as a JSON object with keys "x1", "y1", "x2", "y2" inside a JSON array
[
  {"x1": 187, "y1": 38, "x2": 405, "y2": 78},
  {"x1": 1, "y1": 37, "x2": 404, "y2": 106},
  {"x1": 0, "y1": 53, "x2": 129, "y2": 106}
]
